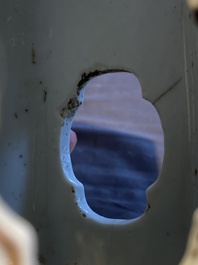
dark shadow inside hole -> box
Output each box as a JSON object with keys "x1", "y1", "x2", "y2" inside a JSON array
[{"x1": 71, "y1": 72, "x2": 164, "y2": 220}]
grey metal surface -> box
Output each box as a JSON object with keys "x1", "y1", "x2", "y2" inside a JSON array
[{"x1": 0, "y1": 0, "x2": 196, "y2": 264}]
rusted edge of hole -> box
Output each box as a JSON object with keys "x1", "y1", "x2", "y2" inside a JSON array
[
  {"x1": 77, "y1": 69, "x2": 127, "y2": 94},
  {"x1": 60, "y1": 97, "x2": 82, "y2": 119},
  {"x1": 60, "y1": 69, "x2": 128, "y2": 119}
]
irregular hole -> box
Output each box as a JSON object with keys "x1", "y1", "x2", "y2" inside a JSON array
[{"x1": 70, "y1": 72, "x2": 164, "y2": 220}]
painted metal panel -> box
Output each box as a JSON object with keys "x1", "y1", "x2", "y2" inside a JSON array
[{"x1": 0, "y1": 0, "x2": 197, "y2": 264}]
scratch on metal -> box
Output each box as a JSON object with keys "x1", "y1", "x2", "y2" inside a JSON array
[
  {"x1": 182, "y1": 3, "x2": 192, "y2": 144},
  {"x1": 153, "y1": 77, "x2": 182, "y2": 105}
]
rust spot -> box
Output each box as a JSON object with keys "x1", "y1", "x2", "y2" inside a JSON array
[
  {"x1": 60, "y1": 97, "x2": 82, "y2": 118},
  {"x1": 67, "y1": 97, "x2": 82, "y2": 111}
]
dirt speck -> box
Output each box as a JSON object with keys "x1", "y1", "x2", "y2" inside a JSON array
[
  {"x1": 14, "y1": 112, "x2": 18, "y2": 119},
  {"x1": 43, "y1": 90, "x2": 47, "y2": 102},
  {"x1": 32, "y1": 46, "x2": 36, "y2": 64}
]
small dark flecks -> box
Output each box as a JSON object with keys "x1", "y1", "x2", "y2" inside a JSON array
[
  {"x1": 25, "y1": 108, "x2": 29, "y2": 112},
  {"x1": 60, "y1": 107, "x2": 66, "y2": 118},
  {"x1": 77, "y1": 71, "x2": 102, "y2": 89},
  {"x1": 166, "y1": 232, "x2": 170, "y2": 236},
  {"x1": 39, "y1": 81, "x2": 43, "y2": 85},
  {"x1": 19, "y1": 154, "x2": 23, "y2": 158},
  {"x1": 77, "y1": 69, "x2": 126, "y2": 93},
  {"x1": 32, "y1": 44, "x2": 36, "y2": 64},
  {"x1": 195, "y1": 169, "x2": 198, "y2": 176},
  {"x1": 8, "y1": 143, "x2": 11, "y2": 146},
  {"x1": 24, "y1": 163, "x2": 26, "y2": 166},
  {"x1": 14, "y1": 112, "x2": 18, "y2": 119},
  {"x1": 71, "y1": 187, "x2": 75, "y2": 193},
  {"x1": 4, "y1": 163, "x2": 7, "y2": 166},
  {"x1": 192, "y1": 62, "x2": 194, "y2": 67},
  {"x1": 43, "y1": 90, "x2": 47, "y2": 102},
  {"x1": 82, "y1": 213, "x2": 86, "y2": 218}
]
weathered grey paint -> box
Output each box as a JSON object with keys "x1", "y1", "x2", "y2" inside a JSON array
[{"x1": 0, "y1": 0, "x2": 197, "y2": 264}]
